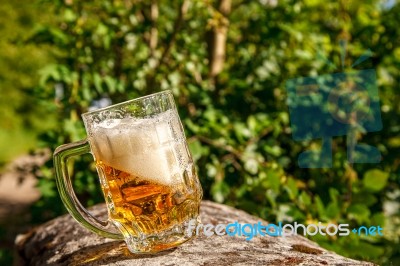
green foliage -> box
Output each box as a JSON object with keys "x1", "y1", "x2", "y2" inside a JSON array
[
  {"x1": 0, "y1": 1, "x2": 56, "y2": 164},
  {"x1": 363, "y1": 169, "x2": 389, "y2": 192},
  {"x1": 24, "y1": 0, "x2": 400, "y2": 265}
]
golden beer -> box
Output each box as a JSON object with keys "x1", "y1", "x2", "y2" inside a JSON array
[
  {"x1": 97, "y1": 162, "x2": 200, "y2": 238},
  {"x1": 89, "y1": 108, "x2": 201, "y2": 251}
]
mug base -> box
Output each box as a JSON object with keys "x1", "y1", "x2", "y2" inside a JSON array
[{"x1": 114, "y1": 217, "x2": 200, "y2": 254}]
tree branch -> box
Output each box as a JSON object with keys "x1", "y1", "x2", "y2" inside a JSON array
[
  {"x1": 208, "y1": 0, "x2": 232, "y2": 79},
  {"x1": 196, "y1": 135, "x2": 242, "y2": 159},
  {"x1": 149, "y1": 0, "x2": 158, "y2": 57}
]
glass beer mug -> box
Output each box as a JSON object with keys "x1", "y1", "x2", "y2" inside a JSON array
[{"x1": 53, "y1": 90, "x2": 202, "y2": 253}]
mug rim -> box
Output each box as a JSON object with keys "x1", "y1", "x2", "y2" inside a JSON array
[{"x1": 82, "y1": 90, "x2": 173, "y2": 118}]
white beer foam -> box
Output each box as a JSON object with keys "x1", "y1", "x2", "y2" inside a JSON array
[{"x1": 91, "y1": 110, "x2": 186, "y2": 186}]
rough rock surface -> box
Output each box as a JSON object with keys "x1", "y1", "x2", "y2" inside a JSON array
[{"x1": 16, "y1": 201, "x2": 375, "y2": 266}]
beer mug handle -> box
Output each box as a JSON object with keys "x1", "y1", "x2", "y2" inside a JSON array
[{"x1": 53, "y1": 139, "x2": 123, "y2": 240}]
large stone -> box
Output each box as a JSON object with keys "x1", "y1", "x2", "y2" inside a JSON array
[{"x1": 16, "y1": 201, "x2": 375, "y2": 265}]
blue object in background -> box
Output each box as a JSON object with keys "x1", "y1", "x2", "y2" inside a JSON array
[{"x1": 286, "y1": 69, "x2": 382, "y2": 168}]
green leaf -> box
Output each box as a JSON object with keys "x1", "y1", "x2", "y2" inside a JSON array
[
  {"x1": 247, "y1": 115, "x2": 257, "y2": 131},
  {"x1": 285, "y1": 178, "x2": 298, "y2": 200},
  {"x1": 37, "y1": 179, "x2": 56, "y2": 198},
  {"x1": 329, "y1": 188, "x2": 339, "y2": 204},
  {"x1": 264, "y1": 169, "x2": 281, "y2": 192},
  {"x1": 348, "y1": 204, "x2": 371, "y2": 224},
  {"x1": 104, "y1": 76, "x2": 116, "y2": 93},
  {"x1": 299, "y1": 191, "x2": 311, "y2": 208},
  {"x1": 371, "y1": 213, "x2": 385, "y2": 227},
  {"x1": 64, "y1": 9, "x2": 76, "y2": 22},
  {"x1": 188, "y1": 140, "x2": 202, "y2": 162},
  {"x1": 314, "y1": 195, "x2": 326, "y2": 219},
  {"x1": 287, "y1": 205, "x2": 306, "y2": 221},
  {"x1": 363, "y1": 169, "x2": 389, "y2": 192},
  {"x1": 264, "y1": 145, "x2": 282, "y2": 157},
  {"x1": 93, "y1": 73, "x2": 102, "y2": 93},
  {"x1": 211, "y1": 181, "x2": 230, "y2": 203},
  {"x1": 326, "y1": 201, "x2": 340, "y2": 220},
  {"x1": 265, "y1": 190, "x2": 277, "y2": 208}
]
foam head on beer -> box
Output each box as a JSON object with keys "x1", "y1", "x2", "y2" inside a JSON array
[{"x1": 90, "y1": 109, "x2": 189, "y2": 186}]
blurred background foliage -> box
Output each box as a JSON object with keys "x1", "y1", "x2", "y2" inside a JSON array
[
  {"x1": 0, "y1": 0, "x2": 399, "y2": 265},
  {"x1": 0, "y1": 0, "x2": 56, "y2": 164}
]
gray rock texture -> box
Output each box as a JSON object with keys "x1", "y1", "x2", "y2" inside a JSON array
[{"x1": 16, "y1": 200, "x2": 375, "y2": 266}]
